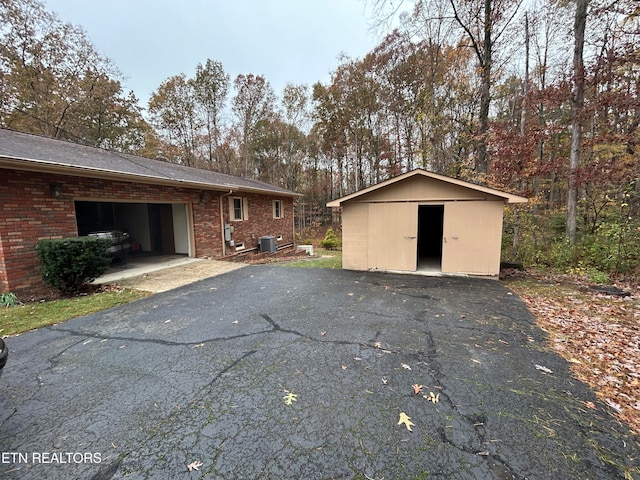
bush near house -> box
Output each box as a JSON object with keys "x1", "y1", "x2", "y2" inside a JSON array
[
  {"x1": 319, "y1": 227, "x2": 340, "y2": 250},
  {"x1": 36, "y1": 237, "x2": 112, "y2": 294}
]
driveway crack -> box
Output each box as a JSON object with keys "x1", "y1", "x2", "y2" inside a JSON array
[
  {"x1": 208, "y1": 350, "x2": 257, "y2": 386},
  {"x1": 48, "y1": 326, "x2": 273, "y2": 347}
]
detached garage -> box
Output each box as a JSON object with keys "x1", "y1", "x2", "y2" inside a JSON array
[{"x1": 327, "y1": 169, "x2": 527, "y2": 277}]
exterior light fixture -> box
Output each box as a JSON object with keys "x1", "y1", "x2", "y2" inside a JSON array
[{"x1": 50, "y1": 183, "x2": 63, "y2": 198}]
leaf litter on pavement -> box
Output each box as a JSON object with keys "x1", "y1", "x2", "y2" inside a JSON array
[{"x1": 505, "y1": 273, "x2": 640, "y2": 435}]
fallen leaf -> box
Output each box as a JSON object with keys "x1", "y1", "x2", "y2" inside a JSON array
[
  {"x1": 320, "y1": 331, "x2": 327, "y2": 336},
  {"x1": 535, "y1": 364, "x2": 553, "y2": 374},
  {"x1": 424, "y1": 391, "x2": 440, "y2": 403},
  {"x1": 347, "y1": 292, "x2": 354, "y2": 296},
  {"x1": 412, "y1": 384, "x2": 423, "y2": 395},
  {"x1": 401, "y1": 363, "x2": 412, "y2": 370},
  {"x1": 282, "y1": 391, "x2": 298, "y2": 405},
  {"x1": 581, "y1": 401, "x2": 597, "y2": 410},
  {"x1": 398, "y1": 412, "x2": 415, "y2": 432},
  {"x1": 605, "y1": 398, "x2": 622, "y2": 413},
  {"x1": 341, "y1": 365, "x2": 348, "y2": 370},
  {"x1": 192, "y1": 343, "x2": 205, "y2": 349},
  {"x1": 187, "y1": 460, "x2": 203, "y2": 471},
  {"x1": 164, "y1": 319, "x2": 171, "y2": 324},
  {"x1": 381, "y1": 377, "x2": 388, "y2": 385},
  {"x1": 374, "y1": 341, "x2": 382, "y2": 349}
]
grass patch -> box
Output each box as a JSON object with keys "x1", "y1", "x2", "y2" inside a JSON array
[
  {"x1": 281, "y1": 249, "x2": 342, "y2": 269},
  {"x1": 0, "y1": 288, "x2": 149, "y2": 336}
]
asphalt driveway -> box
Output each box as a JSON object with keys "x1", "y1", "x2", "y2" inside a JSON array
[{"x1": 1, "y1": 267, "x2": 638, "y2": 479}]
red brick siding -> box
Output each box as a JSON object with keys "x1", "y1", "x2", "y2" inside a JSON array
[
  {"x1": 0, "y1": 168, "x2": 293, "y2": 298},
  {"x1": 223, "y1": 194, "x2": 294, "y2": 252}
]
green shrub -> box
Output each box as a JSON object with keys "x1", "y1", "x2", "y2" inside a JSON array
[
  {"x1": 319, "y1": 227, "x2": 339, "y2": 250},
  {"x1": 0, "y1": 292, "x2": 18, "y2": 307},
  {"x1": 36, "y1": 237, "x2": 112, "y2": 294}
]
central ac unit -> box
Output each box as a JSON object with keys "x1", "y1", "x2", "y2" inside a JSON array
[{"x1": 258, "y1": 236, "x2": 277, "y2": 253}]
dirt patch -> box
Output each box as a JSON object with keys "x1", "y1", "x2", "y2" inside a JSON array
[{"x1": 111, "y1": 259, "x2": 247, "y2": 293}]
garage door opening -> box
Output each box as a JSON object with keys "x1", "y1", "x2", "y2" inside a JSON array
[
  {"x1": 75, "y1": 201, "x2": 191, "y2": 256},
  {"x1": 417, "y1": 205, "x2": 444, "y2": 272}
]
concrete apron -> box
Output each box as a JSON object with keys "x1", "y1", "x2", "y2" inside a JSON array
[{"x1": 92, "y1": 254, "x2": 202, "y2": 284}]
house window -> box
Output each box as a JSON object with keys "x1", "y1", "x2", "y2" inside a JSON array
[
  {"x1": 229, "y1": 197, "x2": 248, "y2": 221},
  {"x1": 273, "y1": 200, "x2": 283, "y2": 219},
  {"x1": 233, "y1": 198, "x2": 243, "y2": 220}
]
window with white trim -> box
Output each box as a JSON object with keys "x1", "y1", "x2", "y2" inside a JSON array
[
  {"x1": 229, "y1": 197, "x2": 248, "y2": 221},
  {"x1": 273, "y1": 199, "x2": 283, "y2": 219}
]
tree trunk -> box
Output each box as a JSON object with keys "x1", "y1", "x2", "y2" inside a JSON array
[
  {"x1": 566, "y1": 0, "x2": 588, "y2": 243},
  {"x1": 476, "y1": 0, "x2": 493, "y2": 175}
]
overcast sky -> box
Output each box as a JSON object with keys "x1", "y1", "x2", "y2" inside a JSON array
[{"x1": 44, "y1": 0, "x2": 384, "y2": 108}]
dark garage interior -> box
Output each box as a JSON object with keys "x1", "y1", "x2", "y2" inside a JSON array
[
  {"x1": 75, "y1": 201, "x2": 183, "y2": 255},
  {"x1": 417, "y1": 205, "x2": 444, "y2": 268}
]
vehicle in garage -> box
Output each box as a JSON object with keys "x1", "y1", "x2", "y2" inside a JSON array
[{"x1": 88, "y1": 230, "x2": 131, "y2": 259}]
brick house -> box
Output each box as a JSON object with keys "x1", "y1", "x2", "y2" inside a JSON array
[{"x1": 0, "y1": 129, "x2": 299, "y2": 297}]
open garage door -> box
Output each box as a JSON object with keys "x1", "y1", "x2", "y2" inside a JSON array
[{"x1": 75, "y1": 201, "x2": 191, "y2": 255}]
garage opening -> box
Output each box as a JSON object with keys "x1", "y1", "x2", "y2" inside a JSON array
[
  {"x1": 75, "y1": 201, "x2": 191, "y2": 256},
  {"x1": 417, "y1": 205, "x2": 444, "y2": 271}
]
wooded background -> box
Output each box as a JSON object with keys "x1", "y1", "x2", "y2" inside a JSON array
[{"x1": 1, "y1": 0, "x2": 638, "y2": 280}]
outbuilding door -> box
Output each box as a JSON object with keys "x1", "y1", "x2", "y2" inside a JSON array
[
  {"x1": 368, "y1": 203, "x2": 418, "y2": 271},
  {"x1": 442, "y1": 201, "x2": 503, "y2": 275}
]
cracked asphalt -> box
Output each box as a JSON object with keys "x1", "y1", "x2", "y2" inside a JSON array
[{"x1": 1, "y1": 266, "x2": 639, "y2": 479}]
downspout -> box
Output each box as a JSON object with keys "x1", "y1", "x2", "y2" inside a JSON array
[
  {"x1": 219, "y1": 190, "x2": 234, "y2": 256},
  {"x1": 291, "y1": 197, "x2": 296, "y2": 249}
]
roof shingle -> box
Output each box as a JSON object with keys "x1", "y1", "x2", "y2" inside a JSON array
[{"x1": 0, "y1": 128, "x2": 298, "y2": 196}]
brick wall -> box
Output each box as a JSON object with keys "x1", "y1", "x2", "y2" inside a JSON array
[
  {"x1": 0, "y1": 168, "x2": 294, "y2": 298},
  {"x1": 222, "y1": 193, "x2": 294, "y2": 253}
]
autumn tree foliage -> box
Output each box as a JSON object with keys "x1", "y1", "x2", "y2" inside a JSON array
[
  {"x1": 490, "y1": 0, "x2": 640, "y2": 278},
  {"x1": 0, "y1": 0, "x2": 151, "y2": 152}
]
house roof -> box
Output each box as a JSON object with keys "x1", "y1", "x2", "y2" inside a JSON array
[
  {"x1": 0, "y1": 128, "x2": 299, "y2": 197},
  {"x1": 326, "y1": 168, "x2": 528, "y2": 207}
]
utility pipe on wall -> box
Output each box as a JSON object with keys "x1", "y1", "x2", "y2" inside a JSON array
[{"x1": 219, "y1": 190, "x2": 234, "y2": 257}]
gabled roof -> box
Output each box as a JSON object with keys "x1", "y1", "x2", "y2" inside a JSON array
[
  {"x1": 326, "y1": 168, "x2": 527, "y2": 206},
  {"x1": 0, "y1": 128, "x2": 299, "y2": 197}
]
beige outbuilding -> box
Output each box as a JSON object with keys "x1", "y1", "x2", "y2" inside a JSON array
[{"x1": 327, "y1": 169, "x2": 527, "y2": 277}]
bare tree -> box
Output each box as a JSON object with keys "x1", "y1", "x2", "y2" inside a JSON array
[
  {"x1": 193, "y1": 59, "x2": 229, "y2": 170},
  {"x1": 566, "y1": 0, "x2": 589, "y2": 243},
  {"x1": 231, "y1": 74, "x2": 276, "y2": 177}
]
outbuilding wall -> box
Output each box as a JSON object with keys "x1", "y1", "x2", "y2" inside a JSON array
[
  {"x1": 0, "y1": 168, "x2": 294, "y2": 298},
  {"x1": 340, "y1": 175, "x2": 508, "y2": 276}
]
